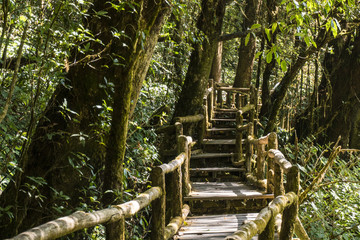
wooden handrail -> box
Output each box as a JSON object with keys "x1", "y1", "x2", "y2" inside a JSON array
[
  {"x1": 225, "y1": 192, "x2": 298, "y2": 240},
  {"x1": 174, "y1": 114, "x2": 204, "y2": 123},
  {"x1": 10, "y1": 187, "x2": 162, "y2": 240},
  {"x1": 10, "y1": 136, "x2": 194, "y2": 240}
]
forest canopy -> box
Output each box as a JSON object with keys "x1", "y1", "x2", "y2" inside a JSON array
[{"x1": 0, "y1": 0, "x2": 359, "y2": 239}]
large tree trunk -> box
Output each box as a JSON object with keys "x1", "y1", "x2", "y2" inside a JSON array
[
  {"x1": 172, "y1": 0, "x2": 228, "y2": 119},
  {"x1": 259, "y1": 0, "x2": 278, "y2": 119},
  {"x1": 103, "y1": 1, "x2": 171, "y2": 239},
  {"x1": 296, "y1": 31, "x2": 360, "y2": 148},
  {"x1": 233, "y1": 0, "x2": 262, "y2": 88},
  {"x1": 0, "y1": 1, "x2": 170, "y2": 238}
]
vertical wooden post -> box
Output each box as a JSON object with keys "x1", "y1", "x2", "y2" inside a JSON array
[
  {"x1": 267, "y1": 132, "x2": 277, "y2": 194},
  {"x1": 151, "y1": 166, "x2": 166, "y2": 240},
  {"x1": 232, "y1": 92, "x2": 236, "y2": 107},
  {"x1": 280, "y1": 166, "x2": 300, "y2": 240},
  {"x1": 235, "y1": 111, "x2": 243, "y2": 162},
  {"x1": 256, "y1": 144, "x2": 265, "y2": 180},
  {"x1": 209, "y1": 79, "x2": 214, "y2": 124},
  {"x1": 172, "y1": 162, "x2": 182, "y2": 218},
  {"x1": 274, "y1": 164, "x2": 284, "y2": 197},
  {"x1": 178, "y1": 135, "x2": 190, "y2": 196},
  {"x1": 175, "y1": 122, "x2": 183, "y2": 139},
  {"x1": 199, "y1": 105, "x2": 206, "y2": 144},
  {"x1": 226, "y1": 90, "x2": 231, "y2": 107},
  {"x1": 259, "y1": 213, "x2": 275, "y2": 240},
  {"x1": 246, "y1": 122, "x2": 254, "y2": 173},
  {"x1": 217, "y1": 89, "x2": 223, "y2": 107}
]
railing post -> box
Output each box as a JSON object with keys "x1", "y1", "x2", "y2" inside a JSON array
[
  {"x1": 256, "y1": 144, "x2": 265, "y2": 181},
  {"x1": 199, "y1": 106, "x2": 206, "y2": 144},
  {"x1": 280, "y1": 166, "x2": 300, "y2": 240},
  {"x1": 217, "y1": 87, "x2": 222, "y2": 107},
  {"x1": 172, "y1": 159, "x2": 182, "y2": 219},
  {"x1": 267, "y1": 132, "x2": 277, "y2": 194},
  {"x1": 246, "y1": 122, "x2": 254, "y2": 173},
  {"x1": 226, "y1": 90, "x2": 231, "y2": 107},
  {"x1": 175, "y1": 122, "x2": 183, "y2": 139},
  {"x1": 151, "y1": 167, "x2": 166, "y2": 240},
  {"x1": 209, "y1": 79, "x2": 214, "y2": 122},
  {"x1": 258, "y1": 211, "x2": 275, "y2": 240},
  {"x1": 178, "y1": 135, "x2": 191, "y2": 196},
  {"x1": 235, "y1": 111, "x2": 243, "y2": 163}
]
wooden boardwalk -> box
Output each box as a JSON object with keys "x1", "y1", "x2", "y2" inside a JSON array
[
  {"x1": 175, "y1": 213, "x2": 258, "y2": 240},
  {"x1": 175, "y1": 101, "x2": 273, "y2": 239},
  {"x1": 185, "y1": 182, "x2": 273, "y2": 201}
]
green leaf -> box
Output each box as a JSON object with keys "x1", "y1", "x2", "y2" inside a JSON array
[
  {"x1": 250, "y1": 23, "x2": 261, "y2": 30},
  {"x1": 304, "y1": 36, "x2": 310, "y2": 47},
  {"x1": 348, "y1": 0, "x2": 355, "y2": 6},
  {"x1": 255, "y1": 51, "x2": 262, "y2": 59},
  {"x1": 244, "y1": 33, "x2": 250, "y2": 46},
  {"x1": 272, "y1": 22, "x2": 278, "y2": 33},
  {"x1": 265, "y1": 28, "x2": 271, "y2": 42},
  {"x1": 281, "y1": 60, "x2": 287, "y2": 72},
  {"x1": 266, "y1": 51, "x2": 273, "y2": 63}
]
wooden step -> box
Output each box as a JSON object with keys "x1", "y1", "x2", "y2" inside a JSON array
[
  {"x1": 202, "y1": 139, "x2": 245, "y2": 145},
  {"x1": 207, "y1": 127, "x2": 236, "y2": 132},
  {"x1": 212, "y1": 118, "x2": 236, "y2": 122},
  {"x1": 191, "y1": 152, "x2": 234, "y2": 159},
  {"x1": 185, "y1": 182, "x2": 274, "y2": 201},
  {"x1": 190, "y1": 167, "x2": 245, "y2": 173},
  {"x1": 214, "y1": 108, "x2": 239, "y2": 112},
  {"x1": 176, "y1": 213, "x2": 259, "y2": 239}
]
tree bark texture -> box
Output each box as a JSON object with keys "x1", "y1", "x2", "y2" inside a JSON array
[
  {"x1": 233, "y1": 0, "x2": 262, "y2": 88},
  {"x1": 172, "y1": 0, "x2": 227, "y2": 119},
  {"x1": 0, "y1": 1, "x2": 171, "y2": 238},
  {"x1": 296, "y1": 30, "x2": 360, "y2": 148}
]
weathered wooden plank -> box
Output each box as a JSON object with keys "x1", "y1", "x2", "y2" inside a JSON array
[
  {"x1": 212, "y1": 118, "x2": 236, "y2": 122},
  {"x1": 191, "y1": 152, "x2": 235, "y2": 159},
  {"x1": 203, "y1": 139, "x2": 242, "y2": 145},
  {"x1": 175, "y1": 213, "x2": 258, "y2": 240},
  {"x1": 190, "y1": 167, "x2": 245, "y2": 172},
  {"x1": 207, "y1": 127, "x2": 236, "y2": 132},
  {"x1": 184, "y1": 182, "x2": 274, "y2": 201}
]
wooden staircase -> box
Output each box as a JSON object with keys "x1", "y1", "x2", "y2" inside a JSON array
[{"x1": 175, "y1": 108, "x2": 273, "y2": 239}]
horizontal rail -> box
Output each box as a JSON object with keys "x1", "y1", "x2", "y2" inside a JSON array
[
  {"x1": 216, "y1": 86, "x2": 250, "y2": 92},
  {"x1": 174, "y1": 114, "x2": 204, "y2": 123},
  {"x1": 158, "y1": 152, "x2": 186, "y2": 174},
  {"x1": 10, "y1": 187, "x2": 162, "y2": 240},
  {"x1": 268, "y1": 149, "x2": 292, "y2": 173},
  {"x1": 225, "y1": 192, "x2": 297, "y2": 240}
]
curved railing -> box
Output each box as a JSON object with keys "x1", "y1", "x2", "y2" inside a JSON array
[{"x1": 9, "y1": 136, "x2": 194, "y2": 240}]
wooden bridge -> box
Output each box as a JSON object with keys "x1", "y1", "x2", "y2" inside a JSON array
[{"x1": 9, "y1": 81, "x2": 310, "y2": 240}]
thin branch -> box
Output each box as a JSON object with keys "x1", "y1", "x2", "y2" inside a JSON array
[{"x1": 0, "y1": 22, "x2": 28, "y2": 124}]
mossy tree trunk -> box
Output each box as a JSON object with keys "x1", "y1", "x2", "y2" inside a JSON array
[
  {"x1": 0, "y1": 1, "x2": 171, "y2": 238},
  {"x1": 296, "y1": 29, "x2": 360, "y2": 148},
  {"x1": 233, "y1": 0, "x2": 262, "y2": 88},
  {"x1": 103, "y1": 1, "x2": 171, "y2": 239},
  {"x1": 172, "y1": 0, "x2": 228, "y2": 119}
]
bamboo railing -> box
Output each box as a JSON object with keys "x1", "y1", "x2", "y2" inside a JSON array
[
  {"x1": 9, "y1": 136, "x2": 194, "y2": 240},
  {"x1": 226, "y1": 133, "x2": 310, "y2": 240}
]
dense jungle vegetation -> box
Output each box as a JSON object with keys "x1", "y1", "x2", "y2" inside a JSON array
[{"x1": 0, "y1": 0, "x2": 359, "y2": 239}]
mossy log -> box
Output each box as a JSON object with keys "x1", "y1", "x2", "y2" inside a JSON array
[
  {"x1": 10, "y1": 187, "x2": 162, "y2": 240},
  {"x1": 225, "y1": 192, "x2": 297, "y2": 240},
  {"x1": 268, "y1": 150, "x2": 292, "y2": 173},
  {"x1": 174, "y1": 114, "x2": 204, "y2": 123},
  {"x1": 280, "y1": 166, "x2": 299, "y2": 240},
  {"x1": 164, "y1": 204, "x2": 190, "y2": 239},
  {"x1": 155, "y1": 124, "x2": 176, "y2": 134}
]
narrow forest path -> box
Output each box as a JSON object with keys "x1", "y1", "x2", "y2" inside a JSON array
[{"x1": 174, "y1": 106, "x2": 274, "y2": 239}]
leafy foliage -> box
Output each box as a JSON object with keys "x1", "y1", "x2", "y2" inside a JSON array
[{"x1": 282, "y1": 136, "x2": 360, "y2": 239}]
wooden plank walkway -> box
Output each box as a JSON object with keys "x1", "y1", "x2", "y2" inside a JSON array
[
  {"x1": 185, "y1": 182, "x2": 273, "y2": 201},
  {"x1": 175, "y1": 213, "x2": 258, "y2": 239}
]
